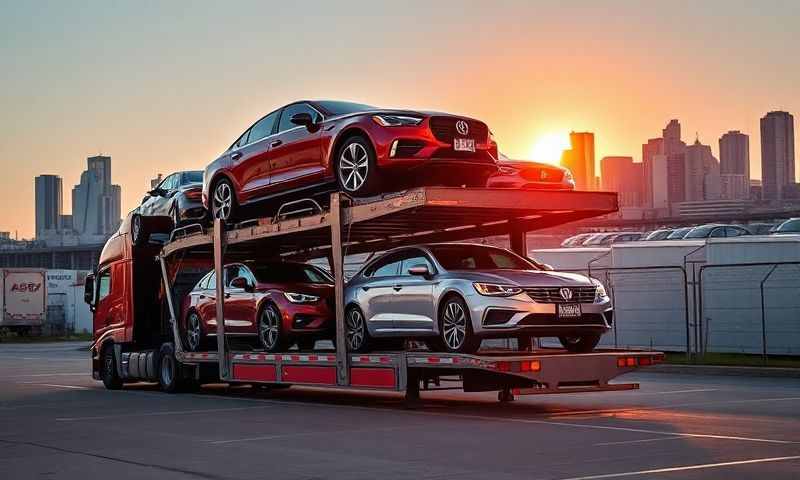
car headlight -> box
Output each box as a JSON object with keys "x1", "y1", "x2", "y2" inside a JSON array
[
  {"x1": 371, "y1": 114, "x2": 424, "y2": 127},
  {"x1": 283, "y1": 292, "x2": 320, "y2": 304},
  {"x1": 591, "y1": 279, "x2": 608, "y2": 302},
  {"x1": 473, "y1": 283, "x2": 523, "y2": 297}
]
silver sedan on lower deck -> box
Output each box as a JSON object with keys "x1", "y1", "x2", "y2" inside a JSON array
[{"x1": 344, "y1": 243, "x2": 612, "y2": 353}]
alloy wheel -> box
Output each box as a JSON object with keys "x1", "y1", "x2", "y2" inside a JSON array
[
  {"x1": 187, "y1": 313, "x2": 201, "y2": 351},
  {"x1": 260, "y1": 305, "x2": 280, "y2": 350},
  {"x1": 346, "y1": 309, "x2": 365, "y2": 351},
  {"x1": 160, "y1": 354, "x2": 174, "y2": 387},
  {"x1": 339, "y1": 143, "x2": 369, "y2": 192},
  {"x1": 212, "y1": 182, "x2": 233, "y2": 220},
  {"x1": 442, "y1": 301, "x2": 467, "y2": 350}
]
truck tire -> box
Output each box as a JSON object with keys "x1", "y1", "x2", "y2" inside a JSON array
[
  {"x1": 558, "y1": 333, "x2": 602, "y2": 353},
  {"x1": 101, "y1": 344, "x2": 123, "y2": 390},
  {"x1": 157, "y1": 343, "x2": 189, "y2": 393}
]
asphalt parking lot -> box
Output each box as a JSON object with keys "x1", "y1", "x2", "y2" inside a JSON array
[{"x1": 2, "y1": 342, "x2": 799, "y2": 480}]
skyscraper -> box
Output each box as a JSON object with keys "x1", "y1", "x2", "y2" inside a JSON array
[
  {"x1": 684, "y1": 138, "x2": 720, "y2": 201},
  {"x1": 760, "y1": 111, "x2": 795, "y2": 201},
  {"x1": 34, "y1": 174, "x2": 63, "y2": 238},
  {"x1": 560, "y1": 132, "x2": 595, "y2": 191},
  {"x1": 600, "y1": 156, "x2": 643, "y2": 207},
  {"x1": 662, "y1": 120, "x2": 686, "y2": 156},
  {"x1": 72, "y1": 155, "x2": 122, "y2": 242},
  {"x1": 719, "y1": 130, "x2": 750, "y2": 178},
  {"x1": 641, "y1": 138, "x2": 663, "y2": 207}
]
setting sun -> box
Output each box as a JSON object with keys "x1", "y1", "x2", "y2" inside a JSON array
[{"x1": 529, "y1": 132, "x2": 570, "y2": 165}]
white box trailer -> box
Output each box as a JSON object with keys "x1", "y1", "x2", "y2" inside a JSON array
[{"x1": 1, "y1": 268, "x2": 47, "y2": 335}]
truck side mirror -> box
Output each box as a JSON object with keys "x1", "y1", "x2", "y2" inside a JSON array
[{"x1": 84, "y1": 274, "x2": 95, "y2": 310}]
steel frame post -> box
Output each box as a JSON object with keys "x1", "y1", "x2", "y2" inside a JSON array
[
  {"x1": 213, "y1": 219, "x2": 229, "y2": 380},
  {"x1": 330, "y1": 193, "x2": 349, "y2": 386},
  {"x1": 158, "y1": 254, "x2": 184, "y2": 360},
  {"x1": 509, "y1": 223, "x2": 527, "y2": 258}
]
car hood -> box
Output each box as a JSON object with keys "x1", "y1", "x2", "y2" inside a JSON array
[
  {"x1": 454, "y1": 269, "x2": 595, "y2": 287},
  {"x1": 365, "y1": 108, "x2": 485, "y2": 123},
  {"x1": 498, "y1": 160, "x2": 567, "y2": 171},
  {"x1": 256, "y1": 282, "x2": 333, "y2": 296}
]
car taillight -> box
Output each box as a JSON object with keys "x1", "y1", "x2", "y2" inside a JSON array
[{"x1": 184, "y1": 189, "x2": 202, "y2": 200}]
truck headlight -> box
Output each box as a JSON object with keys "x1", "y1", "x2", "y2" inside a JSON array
[
  {"x1": 371, "y1": 114, "x2": 424, "y2": 127},
  {"x1": 473, "y1": 283, "x2": 523, "y2": 297},
  {"x1": 283, "y1": 292, "x2": 320, "y2": 304}
]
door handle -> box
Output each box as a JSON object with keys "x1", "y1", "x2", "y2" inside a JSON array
[
  {"x1": 393, "y1": 285, "x2": 403, "y2": 291},
  {"x1": 224, "y1": 293, "x2": 231, "y2": 299},
  {"x1": 231, "y1": 151, "x2": 242, "y2": 160},
  {"x1": 270, "y1": 140, "x2": 283, "y2": 148},
  {"x1": 199, "y1": 294, "x2": 205, "y2": 299}
]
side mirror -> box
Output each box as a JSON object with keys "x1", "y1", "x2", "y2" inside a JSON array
[
  {"x1": 84, "y1": 274, "x2": 95, "y2": 310},
  {"x1": 408, "y1": 265, "x2": 430, "y2": 277},
  {"x1": 541, "y1": 263, "x2": 555, "y2": 271},
  {"x1": 290, "y1": 112, "x2": 315, "y2": 128},
  {"x1": 148, "y1": 188, "x2": 165, "y2": 197},
  {"x1": 230, "y1": 276, "x2": 253, "y2": 292}
]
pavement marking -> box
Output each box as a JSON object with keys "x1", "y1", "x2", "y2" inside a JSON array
[
  {"x1": 55, "y1": 405, "x2": 271, "y2": 421},
  {"x1": 594, "y1": 436, "x2": 687, "y2": 446},
  {"x1": 208, "y1": 425, "x2": 419, "y2": 445},
  {"x1": 555, "y1": 455, "x2": 800, "y2": 479},
  {"x1": 632, "y1": 388, "x2": 719, "y2": 395},
  {"x1": 10, "y1": 372, "x2": 87, "y2": 378},
  {"x1": 16, "y1": 383, "x2": 91, "y2": 390}
]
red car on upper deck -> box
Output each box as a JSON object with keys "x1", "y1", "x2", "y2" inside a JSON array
[{"x1": 203, "y1": 100, "x2": 499, "y2": 221}]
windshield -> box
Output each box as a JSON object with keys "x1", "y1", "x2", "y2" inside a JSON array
[
  {"x1": 429, "y1": 245, "x2": 534, "y2": 271},
  {"x1": 316, "y1": 101, "x2": 376, "y2": 116},
  {"x1": 184, "y1": 171, "x2": 203, "y2": 184},
  {"x1": 252, "y1": 263, "x2": 333, "y2": 284},
  {"x1": 777, "y1": 219, "x2": 800, "y2": 232},
  {"x1": 666, "y1": 228, "x2": 691, "y2": 239}
]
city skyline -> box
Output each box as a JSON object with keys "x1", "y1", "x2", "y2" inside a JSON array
[{"x1": 1, "y1": 1, "x2": 798, "y2": 237}]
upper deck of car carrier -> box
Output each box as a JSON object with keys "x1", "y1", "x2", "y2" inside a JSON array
[{"x1": 154, "y1": 187, "x2": 662, "y2": 403}]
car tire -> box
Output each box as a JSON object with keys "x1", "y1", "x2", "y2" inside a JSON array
[
  {"x1": 210, "y1": 178, "x2": 237, "y2": 223},
  {"x1": 558, "y1": 333, "x2": 602, "y2": 353},
  {"x1": 259, "y1": 303, "x2": 285, "y2": 353},
  {"x1": 185, "y1": 311, "x2": 203, "y2": 352},
  {"x1": 336, "y1": 136, "x2": 381, "y2": 196},
  {"x1": 345, "y1": 305, "x2": 371, "y2": 353},
  {"x1": 101, "y1": 344, "x2": 123, "y2": 390},
  {"x1": 131, "y1": 213, "x2": 147, "y2": 246},
  {"x1": 436, "y1": 295, "x2": 481, "y2": 354}
]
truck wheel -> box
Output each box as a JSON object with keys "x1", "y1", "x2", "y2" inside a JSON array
[
  {"x1": 559, "y1": 333, "x2": 602, "y2": 353},
  {"x1": 101, "y1": 345, "x2": 123, "y2": 390},
  {"x1": 158, "y1": 343, "x2": 187, "y2": 393},
  {"x1": 436, "y1": 296, "x2": 480, "y2": 354}
]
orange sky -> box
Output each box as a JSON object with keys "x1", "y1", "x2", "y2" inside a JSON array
[{"x1": 1, "y1": 1, "x2": 798, "y2": 238}]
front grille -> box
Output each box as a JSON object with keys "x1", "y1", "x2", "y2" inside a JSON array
[
  {"x1": 429, "y1": 116, "x2": 489, "y2": 143},
  {"x1": 518, "y1": 313, "x2": 607, "y2": 326},
  {"x1": 523, "y1": 286, "x2": 596, "y2": 304}
]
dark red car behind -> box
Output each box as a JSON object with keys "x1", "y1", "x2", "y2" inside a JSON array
[
  {"x1": 181, "y1": 261, "x2": 334, "y2": 352},
  {"x1": 203, "y1": 100, "x2": 499, "y2": 221}
]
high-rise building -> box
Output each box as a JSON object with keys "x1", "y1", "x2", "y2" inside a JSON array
[
  {"x1": 72, "y1": 155, "x2": 122, "y2": 242},
  {"x1": 667, "y1": 153, "x2": 686, "y2": 206},
  {"x1": 663, "y1": 120, "x2": 686, "y2": 156},
  {"x1": 720, "y1": 174, "x2": 750, "y2": 200},
  {"x1": 760, "y1": 111, "x2": 795, "y2": 201},
  {"x1": 641, "y1": 138, "x2": 663, "y2": 207},
  {"x1": 651, "y1": 154, "x2": 670, "y2": 211},
  {"x1": 719, "y1": 130, "x2": 749, "y2": 179},
  {"x1": 560, "y1": 132, "x2": 595, "y2": 190},
  {"x1": 684, "y1": 138, "x2": 720, "y2": 201},
  {"x1": 34, "y1": 175, "x2": 63, "y2": 238},
  {"x1": 600, "y1": 156, "x2": 643, "y2": 207}
]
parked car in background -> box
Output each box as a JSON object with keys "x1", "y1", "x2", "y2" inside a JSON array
[
  {"x1": 136, "y1": 171, "x2": 206, "y2": 229},
  {"x1": 665, "y1": 227, "x2": 693, "y2": 240},
  {"x1": 344, "y1": 243, "x2": 612, "y2": 354},
  {"x1": 747, "y1": 223, "x2": 777, "y2": 235},
  {"x1": 486, "y1": 153, "x2": 575, "y2": 190},
  {"x1": 644, "y1": 229, "x2": 673, "y2": 241},
  {"x1": 203, "y1": 100, "x2": 499, "y2": 222},
  {"x1": 683, "y1": 224, "x2": 751, "y2": 239},
  {"x1": 182, "y1": 261, "x2": 334, "y2": 352},
  {"x1": 582, "y1": 232, "x2": 642, "y2": 247},
  {"x1": 610, "y1": 232, "x2": 644, "y2": 244},
  {"x1": 560, "y1": 233, "x2": 595, "y2": 248},
  {"x1": 772, "y1": 218, "x2": 800, "y2": 234}
]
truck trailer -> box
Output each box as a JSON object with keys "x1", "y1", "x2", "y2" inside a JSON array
[
  {"x1": 86, "y1": 187, "x2": 662, "y2": 404},
  {"x1": 1, "y1": 268, "x2": 47, "y2": 336}
]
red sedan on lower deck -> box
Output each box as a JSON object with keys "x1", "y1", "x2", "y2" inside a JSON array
[{"x1": 181, "y1": 261, "x2": 334, "y2": 352}]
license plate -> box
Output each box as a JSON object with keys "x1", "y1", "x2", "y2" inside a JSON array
[
  {"x1": 557, "y1": 304, "x2": 581, "y2": 318},
  {"x1": 453, "y1": 138, "x2": 475, "y2": 152}
]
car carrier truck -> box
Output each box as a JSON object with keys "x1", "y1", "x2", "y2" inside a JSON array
[{"x1": 86, "y1": 187, "x2": 662, "y2": 403}]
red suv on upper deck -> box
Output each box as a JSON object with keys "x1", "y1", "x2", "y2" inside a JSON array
[{"x1": 203, "y1": 100, "x2": 499, "y2": 221}]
